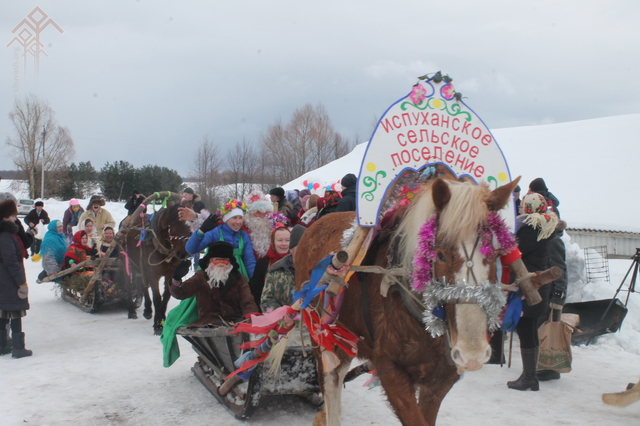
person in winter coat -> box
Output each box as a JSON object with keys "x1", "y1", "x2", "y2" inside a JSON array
[
  {"x1": 185, "y1": 199, "x2": 256, "y2": 279},
  {"x1": 316, "y1": 190, "x2": 342, "y2": 220},
  {"x1": 261, "y1": 225, "x2": 306, "y2": 312},
  {"x1": 24, "y1": 201, "x2": 50, "y2": 257},
  {"x1": 336, "y1": 173, "x2": 357, "y2": 212},
  {"x1": 536, "y1": 218, "x2": 568, "y2": 382},
  {"x1": 181, "y1": 187, "x2": 206, "y2": 213},
  {"x1": 79, "y1": 196, "x2": 116, "y2": 237},
  {"x1": 63, "y1": 230, "x2": 96, "y2": 270},
  {"x1": 0, "y1": 199, "x2": 33, "y2": 358},
  {"x1": 285, "y1": 190, "x2": 302, "y2": 224},
  {"x1": 529, "y1": 178, "x2": 561, "y2": 217},
  {"x1": 507, "y1": 192, "x2": 558, "y2": 391},
  {"x1": 300, "y1": 194, "x2": 319, "y2": 226},
  {"x1": 269, "y1": 187, "x2": 296, "y2": 224},
  {"x1": 170, "y1": 241, "x2": 258, "y2": 327},
  {"x1": 39, "y1": 220, "x2": 68, "y2": 277},
  {"x1": 248, "y1": 226, "x2": 291, "y2": 308},
  {"x1": 62, "y1": 199, "x2": 84, "y2": 243},
  {"x1": 124, "y1": 190, "x2": 145, "y2": 216}
]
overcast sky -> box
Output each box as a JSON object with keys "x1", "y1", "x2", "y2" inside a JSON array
[{"x1": 1, "y1": 1, "x2": 639, "y2": 177}]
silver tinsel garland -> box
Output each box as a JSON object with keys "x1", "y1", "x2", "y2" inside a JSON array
[
  {"x1": 422, "y1": 279, "x2": 507, "y2": 338},
  {"x1": 340, "y1": 219, "x2": 359, "y2": 250}
]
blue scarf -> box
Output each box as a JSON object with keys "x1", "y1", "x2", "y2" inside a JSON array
[{"x1": 40, "y1": 220, "x2": 68, "y2": 263}]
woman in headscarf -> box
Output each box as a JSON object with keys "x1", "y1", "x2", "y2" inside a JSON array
[
  {"x1": 248, "y1": 225, "x2": 291, "y2": 308},
  {"x1": 507, "y1": 192, "x2": 558, "y2": 391},
  {"x1": 63, "y1": 230, "x2": 95, "y2": 271},
  {"x1": 40, "y1": 220, "x2": 68, "y2": 277}
]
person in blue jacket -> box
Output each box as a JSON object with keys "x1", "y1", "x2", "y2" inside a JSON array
[{"x1": 185, "y1": 199, "x2": 256, "y2": 279}]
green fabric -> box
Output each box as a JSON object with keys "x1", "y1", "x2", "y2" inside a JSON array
[
  {"x1": 218, "y1": 227, "x2": 249, "y2": 279},
  {"x1": 160, "y1": 296, "x2": 198, "y2": 367}
]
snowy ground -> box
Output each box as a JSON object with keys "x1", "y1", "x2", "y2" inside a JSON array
[{"x1": 1, "y1": 198, "x2": 640, "y2": 425}]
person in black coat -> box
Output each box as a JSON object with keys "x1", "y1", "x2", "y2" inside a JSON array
[
  {"x1": 0, "y1": 199, "x2": 33, "y2": 358},
  {"x1": 336, "y1": 173, "x2": 357, "y2": 213},
  {"x1": 507, "y1": 192, "x2": 558, "y2": 391},
  {"x1": 24, "y1": 201, "x2": 50, "y2": 256},
  {"x1": 124, "y1": 190, "x2": 145, "y2": 216}
]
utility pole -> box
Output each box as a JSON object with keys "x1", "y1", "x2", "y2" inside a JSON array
[{"x1": 41, "y1": 124, "x2": 46, "y2": 199}]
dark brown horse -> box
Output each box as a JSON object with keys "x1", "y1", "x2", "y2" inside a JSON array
[
  {"x1": 120, "y1": 192, "x2": 191, "y2": 334},
  {"x1": 294, "y1": 176, "x2": 530, "y2": 426}
]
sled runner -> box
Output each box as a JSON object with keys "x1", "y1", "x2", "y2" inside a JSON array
[{"x1": 176, "y1": 325, "x2": 320, "y2": 420}]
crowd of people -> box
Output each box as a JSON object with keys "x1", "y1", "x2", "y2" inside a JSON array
[{"x1": 2, "y1": 170, "x2": 568, "y2": 393}]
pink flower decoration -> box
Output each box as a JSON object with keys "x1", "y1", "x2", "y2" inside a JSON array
[
  {"x1": 440, "y1": 83, "x2": 455, "y2": 101},
  {"x1": 409, "y1": 84, "x2": 427, "y2": 105}
]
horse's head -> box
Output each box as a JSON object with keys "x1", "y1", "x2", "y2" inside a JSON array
[
  {"x1": 158, "y1": 202, "x2": 192, "y2": 260},
  {"x1": 395, "y1": 176, "x2": 520, "y2": 373}
]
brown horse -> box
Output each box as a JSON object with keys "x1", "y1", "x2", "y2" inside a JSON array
[
  {"x1": 294, "y1": 176, "x2": 526, "y2": 426},
  {"x1": 120, "y1": 192, "x2": 192, "y2": 334}
]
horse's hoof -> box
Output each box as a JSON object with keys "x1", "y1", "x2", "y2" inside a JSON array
[
  {"x1": 128, "y1": 312, "x2": 138, "y2": 319},
  {"x1": 143, "y1": 312, "x2": 152, "y2": 320},
  {"x1": 153, "y1": 328, "x2": 162, "y2": 336}
]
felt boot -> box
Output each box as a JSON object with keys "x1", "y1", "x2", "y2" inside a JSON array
[
  {"x1": 11, "y1": 332, "x2": 33, "y2": 359},
  {"x1": 537, "y1": 370, "x2": 561, "y2": 381},
  {"x1": 507, "y1": 348, "x2": 539, "y2": 391}
]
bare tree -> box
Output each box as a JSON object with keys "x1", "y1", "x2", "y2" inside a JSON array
[
  {"x1": 260, "y1": 103, "x2": 352, "y2": 184},
  {"x1": 227, "y1": 138, "x2": 258, "y2": 200},
  {"x1": 191, "y1": 136, "x2": 224, "y2": 210},
  {"x1": 5, "y1": 94, "x2": 75, "y2": 198}
]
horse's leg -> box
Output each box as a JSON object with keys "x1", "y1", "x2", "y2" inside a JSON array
[
  {"x1": 151, "y1": 279, "x2": 164, "y2": 335},
  {"x1": 157, "y1": 275, "x2": 173, "y2": 327},
  {"x1": 142, "y1": 283, "x2": 152, "y2": 320},
  {"x1": 376, "y1": 362, "x2": 427, "y2": 426},
  {"x1": 314, "y1": 353, "x2": 351, "y2": 426},
  {"x1": 417, "y1": 375, "x2": 458, "y2": 426}
]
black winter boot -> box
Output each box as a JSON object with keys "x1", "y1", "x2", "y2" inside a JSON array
[
  {"x1": 0, "y1": 329, "x2": 10, "y2": 355},
  {"x1": 537, "y1": 370, "x2": 561, "y2": 381},
  {"x1": 11, "y1": 332, "x2": 33, "y2": 359},
  {"x1": 507, "y1": 348, "x2": 539, "y2": 391}
]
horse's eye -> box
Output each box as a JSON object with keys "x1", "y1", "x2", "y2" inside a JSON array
[{"x1": 437, "y1": 252, "x2": 446, "y2": 262}]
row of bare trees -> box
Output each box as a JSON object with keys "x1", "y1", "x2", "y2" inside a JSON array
[
  {"x1": 5, "y1": 94, "x2": 75, "y2": 199},
  {"x1": 4, "y1": 95, "x2": 356, "y2": 206},
  {"x1": 191, "y1": 103, "x2": 356, "y2": 209}
]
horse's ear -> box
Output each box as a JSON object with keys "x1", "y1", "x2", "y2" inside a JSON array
[
  {"x1": 485, "y1": 176, "x2": 521, "y2": 211},
  {"x1": 432, "y1": 178, "x2": 451, "y2": 212}
]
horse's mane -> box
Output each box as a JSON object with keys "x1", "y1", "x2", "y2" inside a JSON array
[{"x1": 393, "y1": 179, "x2": 490, "y2": 273}]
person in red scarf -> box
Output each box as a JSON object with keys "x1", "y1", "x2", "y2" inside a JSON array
[
  {"x1": 63, "y1": 230, "x2": 96, "y2": 271},
  {"x1": 247, "y1": 225, "x2": 290, "y2": 309}
]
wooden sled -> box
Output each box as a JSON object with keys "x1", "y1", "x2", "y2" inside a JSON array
[
  {"x1": 177, "y1": 325, "x2": 321, "y2": 420},
  {"x1": 40, "y1": 257, "x2": 144, "y2": 314}
]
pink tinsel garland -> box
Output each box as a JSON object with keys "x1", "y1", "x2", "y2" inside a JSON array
[
  {"x1": 411, "y1": 215, "x2": 438, "y2": 291},
  {"x1": 411, "y1": 212, "x2": 516, "y2": 291}
]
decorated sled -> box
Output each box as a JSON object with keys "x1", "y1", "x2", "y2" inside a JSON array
[
  {"x1": 38, "y1": 248, "x2": 144, "y2": 314},
  {"x1": 176, "y1": 324, "x2": 321, "y2": 420}
]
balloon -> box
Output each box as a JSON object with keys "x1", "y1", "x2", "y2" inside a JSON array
[
  {"x1": 331, "y1": 183, "x2": 338, "y2": 191},
  {"x1": 307, "y1": 183, "x2": 313, "y2": 189},
  {"x1": 313, "y1": 183, "x2": 320, "y2": 190},
  {"x1": 303, "y1": 180, "x2": 308, "y2": 187},
  {"x1": 326, "y1": 186, "x2": 331, "y2": 191}
]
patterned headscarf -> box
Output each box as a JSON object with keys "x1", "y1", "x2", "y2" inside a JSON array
[{"x1": 520, "y1": 192, "x2": 558, "y2": 241}]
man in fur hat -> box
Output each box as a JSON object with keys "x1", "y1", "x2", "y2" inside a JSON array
[
  {"x1": 170, "y1": 241, "x2": 258, "y2": 327},
  {"x1": 181, "y1": 187, "x2": 206, "y2": 213},
  {"x1": 79, "y1": 195, "x2": 116, "y2": 237}
]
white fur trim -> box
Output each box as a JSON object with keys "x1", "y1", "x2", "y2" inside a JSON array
[{"x1": 248, "y1": 200, "x2": 273, "y2": 213}]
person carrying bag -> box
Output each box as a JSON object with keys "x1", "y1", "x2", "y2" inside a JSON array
[{"x1": 537, "y1": 310, "x2": 573, "y2": 374}]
